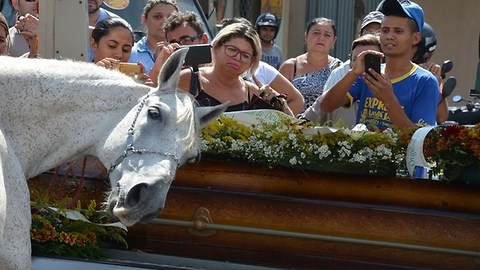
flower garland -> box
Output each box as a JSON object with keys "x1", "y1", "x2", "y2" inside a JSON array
[
  {"x1": 201, "y1": 115, "x2": 409, "y2": 176},
  {"x1": 201, "y1": 114, "x2": 480, "y2": 181}
]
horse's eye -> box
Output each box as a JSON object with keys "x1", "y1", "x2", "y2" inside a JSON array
[{"x1": 147, "y1": 106, "x2": 162, "y2": 120}]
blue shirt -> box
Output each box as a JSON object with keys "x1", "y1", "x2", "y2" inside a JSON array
[
  {"x1": 347, "y1": 64, "x2": 439, "y2": 130},
  {"x1": 128, "y1": 36, "x2": 155, "y2": 74}
]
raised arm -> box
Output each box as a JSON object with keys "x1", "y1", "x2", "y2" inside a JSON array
[{"x1": 320, "y1": 70, "x2": 357, "y2": 112}]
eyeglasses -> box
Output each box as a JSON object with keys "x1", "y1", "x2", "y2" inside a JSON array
[
  {"x1": 169, "y1": 34, "x2": 202, "y2": 45},
  {"x1": 24, "y1": 0, "x2": 37, "y2": 2},
  {"x1": 223, "y1": 44, "x2": 254, "y2": 63}
]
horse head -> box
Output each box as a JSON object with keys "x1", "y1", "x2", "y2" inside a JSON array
[{"x1": 104, "y1": 48, "x2": 226, "y2": 226}]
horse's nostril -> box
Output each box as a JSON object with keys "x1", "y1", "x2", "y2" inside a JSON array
[{"x1": 126, "y1": 183, "x2": 148, "y2": 207}]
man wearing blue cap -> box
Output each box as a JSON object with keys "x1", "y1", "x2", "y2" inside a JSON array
[{"x1": 320, "y1": 0, "x2": 440, "y2": 130}]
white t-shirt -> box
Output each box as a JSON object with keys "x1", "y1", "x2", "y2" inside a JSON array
[
  {"x1": 244, "y1": 61, "x2": 279, "y2": 85},
  {"x1": 302, "y1": 60, "x2": 358, "y2": 128}
]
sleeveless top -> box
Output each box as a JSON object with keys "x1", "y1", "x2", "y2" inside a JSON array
[
  {"x1": 189, "y1": 68, "x2": 250, "y2": 112},
  {"x1": 292, "y1": 57, "x2": 342, "y2": 111}
]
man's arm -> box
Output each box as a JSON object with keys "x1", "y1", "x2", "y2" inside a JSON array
[{"x1": 320, "y1": 70, "x2": 358, "y2": 112}]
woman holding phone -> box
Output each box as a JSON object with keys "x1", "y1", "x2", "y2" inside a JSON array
[{"x1": 91, "y1": 18, "x2": 153, "y2": 86}]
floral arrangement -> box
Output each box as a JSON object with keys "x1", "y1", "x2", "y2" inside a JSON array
[
  {"x1": 201, "y1": 113, "x2": 480, "y2": 182},
  {"x1": 201, "y1": 115, "x2": 409, "y2": 176},
  {"x1": 422, "y1": 124, "x2": 480, "y2": 181},
  {"x1": 29, "y1": 180, "x2": 127, "y2": 259}
]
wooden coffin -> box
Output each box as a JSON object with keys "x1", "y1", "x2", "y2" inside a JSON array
[
  {"x1": 125, "y1": 159, "x2": 480, "y2": 270},
  {"x1": 31, "y1": 158, "x2": 480, "y2": 269}
]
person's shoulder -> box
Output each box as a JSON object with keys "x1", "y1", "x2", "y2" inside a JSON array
[
  {"x1": 328, "y1": 56, "x2": 343, "y2": 69},
  {"x1": 98, "y1": 8, "x2": 130, "y2": 26},
  {"x1": 329, "y1": 62, "x2": 350, "y2": 76},
  {"x1": 413, "y1": 64, "x2": 438, "y2": 81},
  {"x1": 178, "y1": 67, "x2": 196, "y2": 92},
  {"x1": 272, "y1": 44, "x2": 283, "y2": 52},
  {"x1": 281, "y1": 57, "x2": 297, "y2": 66},
  {"x1": 100, "y1": 8, "x2": 120, "y2": 19},
  {"x1": 132, "y1": 36, "x2": 147, "y2": 48}
]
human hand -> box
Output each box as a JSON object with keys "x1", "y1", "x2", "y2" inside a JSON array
[
  {"x1": 95, "y1": 58, "x2": 120, "y2": 69},
  {"x1": 352, "y1": 50, "x2": 384, "y2": 77},
  {"x1": 155, "y1": 43, "x2": 181, "y2": 63},
  {"x1": 420, "y1": 62, "x2": 442, "y2": 84},
  {"x1": 134, "y1": 63, "x2": 155, "y2": 87},
  {"x1": 149, "y1": 43, "x2": 182, "y2": 86},
  {"x1": 257, "y1": 84, "x2": 293, "y2": 116},
  {"x1": 15, "y1": 14, "x2": 39, "y2": 39},
  {"x1": 363, "y1": 70, "x2": 396, "y2": 105},
  {"x1": 258, "y1": 84, "x2": 281, "y2": 101}
]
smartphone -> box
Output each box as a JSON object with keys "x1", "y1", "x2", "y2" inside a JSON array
[
  {"x1": 117, "y1": 62, "x2": 142, "y2": 75},
  {"x1": 364, "y1": 54, "x2": 381, "y2": 78},
  {"x1": 183, "y1": 44, "x2": 212, "y2": 66}
]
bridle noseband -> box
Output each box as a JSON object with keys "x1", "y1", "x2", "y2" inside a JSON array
[{"x1": 108, "y1": 94, "x2": 179, "y2": 175}]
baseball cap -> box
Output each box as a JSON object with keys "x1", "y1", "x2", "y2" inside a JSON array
[
  {"x1": 377, "y1": 0, "x2": 424, "y2": 32},
  {"x1": 360, "y1": 11, "x2": 384, "y2": 32}
]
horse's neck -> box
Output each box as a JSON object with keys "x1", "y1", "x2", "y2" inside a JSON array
[{"x1": 0, "y1": 57, "x2": 151, "y2": 178}]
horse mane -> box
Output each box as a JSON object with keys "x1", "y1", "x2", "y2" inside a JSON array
[{"x1": 168, "y1": 90, "x2": 200, "y2": 151}]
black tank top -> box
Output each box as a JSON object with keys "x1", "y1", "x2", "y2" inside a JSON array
[{"x1": 189, "y1": 67, "x2": 249, "y2": 112}]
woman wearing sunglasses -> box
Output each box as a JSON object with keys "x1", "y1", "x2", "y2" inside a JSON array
[{"x1": 177, "y1": 22, "x2": 293, "y2": 115}]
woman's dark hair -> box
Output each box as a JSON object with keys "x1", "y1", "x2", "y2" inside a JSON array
[
  {"x1": 306, "y1": 17, "x2": 337, "y2": 37},
  {"x1": 143, "y1": 0, "x2": 178, "y2": 18},
  {"x1": 91, "y1": 18, "x2": 134, "y2": 45}
]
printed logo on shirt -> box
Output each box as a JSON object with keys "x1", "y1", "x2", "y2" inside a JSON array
[
  {"x1": 359, "y1": 97, "x2": 392, "y2": 129},
  {"x1": 261, "y1": 55, "x2": 281, "y2": 69}
]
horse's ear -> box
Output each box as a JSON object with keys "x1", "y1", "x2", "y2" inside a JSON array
[
  {"x1": 157, "y1": 47, "x2": 188, "y2": 92},
  {"x1": 197, "y1": 103, "x2": 229, "y2": 127}
]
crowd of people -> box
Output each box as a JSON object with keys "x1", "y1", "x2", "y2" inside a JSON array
[{"x1": 0, "y1": 0, "x2": 448, "y2": 131}]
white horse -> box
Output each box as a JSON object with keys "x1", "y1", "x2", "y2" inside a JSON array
[{"x1": 0, "y1": 48, "x2": 226, "y2": 269}]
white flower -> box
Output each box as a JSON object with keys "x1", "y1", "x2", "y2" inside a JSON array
[{"x1": 289, "y1": 156, "x2": 298, "y2": 165}]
